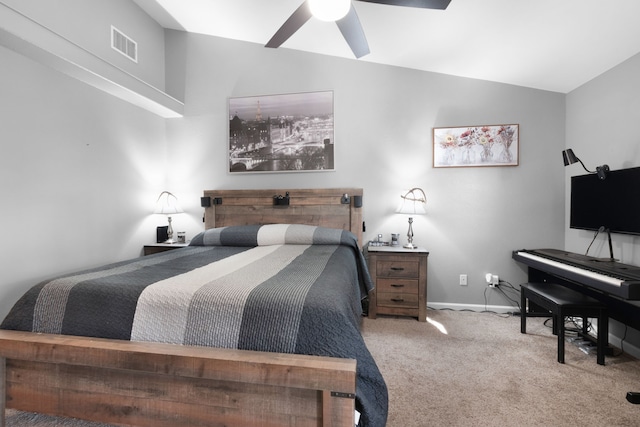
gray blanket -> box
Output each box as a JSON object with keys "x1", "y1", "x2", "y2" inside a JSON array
[{"x1": 2, "y1": 224, "x2": 387, "y2": 427}]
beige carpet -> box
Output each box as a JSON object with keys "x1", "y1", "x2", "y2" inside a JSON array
[
  {"x1": 6, "y1": 310, "x2": 640, "y2": 426},
  {"x1": 361, "y1": 310, "x2": 640, "y2": 427}
]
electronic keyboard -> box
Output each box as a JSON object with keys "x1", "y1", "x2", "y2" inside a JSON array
[{"x1": 512, "y1": 249, "x2": 640, "y2": 300}]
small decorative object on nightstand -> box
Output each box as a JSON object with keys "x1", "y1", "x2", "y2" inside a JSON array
[
  {"x1": 143, "y1": 242, "x2": 188, "y2": 256},
  {"x1": 366, "y1": 245, "x2": 429, "y2": 322}
]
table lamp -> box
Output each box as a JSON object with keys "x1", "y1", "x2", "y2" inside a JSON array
[
  {"x1": 396, "y1": 187, "x2": 427, "y2": 249},
  {"x1": 154, "y1": 191, "x2": 183, "y2": 243}
]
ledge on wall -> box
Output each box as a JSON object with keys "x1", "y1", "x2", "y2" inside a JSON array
[{"x1": 0, "y1": 3, "x2": 184, "y2": 119}]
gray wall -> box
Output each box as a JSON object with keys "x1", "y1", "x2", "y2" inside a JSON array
[
  {"x1": 0, "y1": 7, "x2": 567, "y2": 320},
  {"x1": 164, "y1": 31, "x2": 566, "y2": 310},
  {"x1": 566, "y1": 52, "x2": 640, "y2": 353},
  {"x1": 0, "y1": 44, "x2": 167, "y2": 318},
  {"x1": 565, "y1": 52, "x2": 640, "y2": 264},
  {"x1": 2, "y1": 0, "x2": 640, "y2": 358},
  {"x1": 1, "y1": 0, "x2": 166, "y2": 90}
]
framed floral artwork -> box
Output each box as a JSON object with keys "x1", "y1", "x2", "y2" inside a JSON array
[
  {"x1": 433, "y1": 124, "x2": 519, "y2": 168},
  {"x1": 228, "y1": 90, "x2": 334, "y2": 173}
]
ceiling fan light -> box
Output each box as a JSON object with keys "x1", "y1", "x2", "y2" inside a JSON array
[{"x1": 309, "y1": 0, "x2": 351, "y2": 22}]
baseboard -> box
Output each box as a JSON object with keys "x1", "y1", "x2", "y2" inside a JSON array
[
  {"x1": 429, "y1": 302, "x2": 640, "y2": 360},
  {"x1": 608, "y1": 334, "x2": 640, "y2": 360},
  {"x1": 428, "y1": 302, "x2": 518, "y2": 314}
]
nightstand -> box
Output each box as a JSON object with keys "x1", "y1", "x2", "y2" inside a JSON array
[
  {"x1": 143, "y1": 242, "x2": 189, "y2": 256},
  {"x1": 366, "y1": 245, "x2": 429, "y2": 322}
]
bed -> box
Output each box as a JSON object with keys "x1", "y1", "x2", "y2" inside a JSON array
[{"x1": 0, "y1": 188, "x2": 387, "y2": 427}]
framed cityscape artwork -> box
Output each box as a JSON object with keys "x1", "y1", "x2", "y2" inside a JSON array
[
  {"x1": 228, "y1": 91, "x2": 334, "y2": 173},
  {"x1": 433, "y1": 124, "x2": 519, "y2": 168}
]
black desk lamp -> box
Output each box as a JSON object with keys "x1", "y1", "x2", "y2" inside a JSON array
[{"x1": 562, "y1": 148, "x2": 609, "y2": 180}]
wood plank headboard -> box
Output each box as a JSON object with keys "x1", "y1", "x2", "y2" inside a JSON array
[{"x1": 202, "y1": 188, "x2": 364, "y2": 246}]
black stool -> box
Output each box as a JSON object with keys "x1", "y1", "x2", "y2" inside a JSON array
[{"x1": 520, "y1": 282, "x2": 608, "y2": 365}]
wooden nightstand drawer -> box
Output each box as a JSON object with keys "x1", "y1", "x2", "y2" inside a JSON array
[
  {"x1": 376, "y1": 278, "x2": 419, "y2": 294},
  {"x1": 143, "y1": 243, "x2": 188, "y2": 256},
  {"x1": 377, "y1": 260, "x2": 420, "y2": 278},
  {"x1": 366, "y1": 246, "x2": 429, "y2": 322},
  {"x1": 377, "y1": 292, "x2": 419, "y2": 308}
]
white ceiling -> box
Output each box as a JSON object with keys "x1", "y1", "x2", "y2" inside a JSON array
[{"x1": 135, "y1": 0, "x2": 640, "y2": 93}]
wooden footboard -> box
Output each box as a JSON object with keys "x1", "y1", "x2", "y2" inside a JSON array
[{"x1": 0, "y1": 331, "x2": 356, "y2": 427}]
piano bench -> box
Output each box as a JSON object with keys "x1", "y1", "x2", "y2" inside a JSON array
[{"x1": 520, "y1": 282, "x2": 608, "y2": 365}]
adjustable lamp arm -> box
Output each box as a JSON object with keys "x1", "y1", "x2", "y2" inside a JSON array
[{"x1": 576, "y1": 158, "x2": 594, "y2": 174}]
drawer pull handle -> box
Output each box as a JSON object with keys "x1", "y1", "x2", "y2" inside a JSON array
[
  {"x1": 390, "y1": 267, "x2": 405, "y2": 271},
  {"x1": 391, "y1": 298, "x2": 405, "y2": 303},
  {"x1": 390, "y1": 284, "x2": 404, "y2": 288}
]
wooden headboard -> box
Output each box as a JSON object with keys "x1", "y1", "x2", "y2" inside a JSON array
[{"x1": 202, "y1": 188, "x2": 364, "y2": 246}]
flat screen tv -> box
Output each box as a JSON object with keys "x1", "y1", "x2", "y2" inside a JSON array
[{"x1": 570, "y1": 166, "x2": 640, "y2": 236}]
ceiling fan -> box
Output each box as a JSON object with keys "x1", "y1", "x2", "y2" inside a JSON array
[{"x1": 265, "y1": 0, "x2": 452, "y2": 59}]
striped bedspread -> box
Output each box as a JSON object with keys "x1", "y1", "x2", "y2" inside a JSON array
[{"x1": 1, "y1": 224, "x2": 387, "y2": 427}]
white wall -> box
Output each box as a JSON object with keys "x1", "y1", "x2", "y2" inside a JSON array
[{"x1": 164, "y1": 31, "x2": 567, "y2": 310}]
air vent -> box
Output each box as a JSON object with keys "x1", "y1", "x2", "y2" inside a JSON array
[{"x1": 111, "y1": 26, "x2": 137, "y2": 63}]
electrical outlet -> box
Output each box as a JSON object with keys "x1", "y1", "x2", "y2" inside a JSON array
[
  {"x1": 491, "y1": 274, "x2": 499, "y2": 287},
  {"x1": 485, "y1": 273, "x2": 500, "y2": 288},
  {"x1": 459, "y1": 274, "x2": 468, "y2": 286}
]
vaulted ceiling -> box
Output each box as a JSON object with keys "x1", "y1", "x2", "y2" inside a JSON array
[{"x1": 135, "y1": 0, "x2": 640, "y2": 93}]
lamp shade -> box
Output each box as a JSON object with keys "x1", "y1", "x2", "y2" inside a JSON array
[
  {"x1": 561, "y1": 148, "x2": 607, "y2": 178},
  {"x1": 396, "y1": 188, "x2": 427, "y2": 215},
  {"x1": 154, "y1": 191, "x2": 183, "y2": 215},
  {"x1": 562, "y1": 149, "x2": 579, "y2": 166}
]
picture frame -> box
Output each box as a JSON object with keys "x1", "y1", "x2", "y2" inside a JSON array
[
  {"x1": 228, "y1": 91, "x2": 334, "y2": 173},
  {"x1": 433, "y1": 124, "x2": 519, "y2": 168}
]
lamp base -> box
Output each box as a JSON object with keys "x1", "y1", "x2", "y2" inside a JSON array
[
  {"x1": 404, "y1": 216, "x2": 417, "y2": 249},
  {"x1": 166, "y1": 216, "x2": 175, "y2": 244}
]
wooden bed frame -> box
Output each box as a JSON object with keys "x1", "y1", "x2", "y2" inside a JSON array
[
  {"x1": 202, "y1": 188, "x2": 364, "y2": 246},
  {"x1": 0, "y1": 188, "x2": 365, "y2": 427}
]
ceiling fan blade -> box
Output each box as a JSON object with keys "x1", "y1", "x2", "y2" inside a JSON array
[
  {"x1": 265, "y1": 1, "x2": 313, "y2": 48},
  {"x1": 356, "y1": 0, "x2": 452, "y2": 10},
  {"x1": 336, "y1": 5, "x2": 370, "y2": 58}
]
